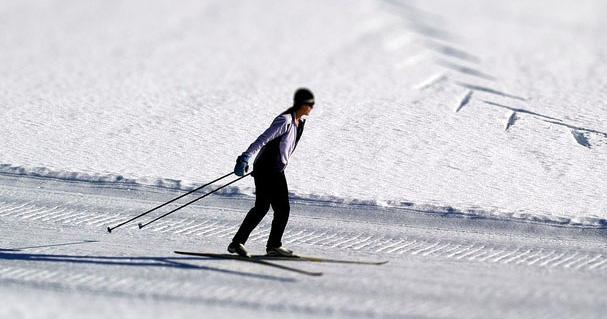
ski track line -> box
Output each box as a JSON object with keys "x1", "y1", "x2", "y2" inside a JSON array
[
  {"x1": 502, "y1": 249, "x2": 533, "y2": 264},
  {"x1": 214, "y1": 226, "x2": 238, "y2": 239},
  {"x1": 564, "y1": 255, "x2": 590, "y2": 269},
  {"x1": 456, "y1": 246, "x2": 486, "y2": 260},
  {"x1": 564, "y1": 254, "x2": 595, "y2": 269},
  {"x1": 14, "y1": 205, "x2": 47, "y2": 218},
  {"x1": 577, "y1": 255, "x2": 603, "y2": 270},
  {"x1": 497, "y1": 249, "x2": 533, "y2": 264},
  {"x1": 490, "y1": 248, "x2": 521, "y2": 263},
  {"x1": 467, "y1": 247, "x2": 495, "y2": 261},
  {"x1": 309, "y1": 233, "x2": 341, "y2": 247},
  {"x1": 84, "y1": 214, "x2": 121, "y2": 226},
  {"x1": 410, "y1": 241, "x2": 440, "y2": 255},
  {"x1": 539, "y1": 253, "x2": 567, "y2": 267},
  {"x1": 177, "y1": 222, "x2": 209, "y2": 235},
  {"x1": 33, "y1": 209, "x2": 68, "y2": 222},
  {"x1": 384, "y1": 240, "x2": 416, "y2": 254},
  {"x1": 315, "y1": 233, "x2": 347, "y2": 247},
  {"x1": 300, "y1": 231, "x2": 329, "y2": 245},
  {"x1": 0, "y1": 266, "x2": 143, "y2": 296},
  {"x1": 249, "y1": 228, "x2": 272, "y2": 242},
  {"x1": 549, "y1": 253, "x2": 579, "y2": 268},
  {"x1": 2, "y1": 199, "x2": 605, "y2": 273},
  {"x1": 575, "y1": 255, "x2": 605, "y2": 270},
  {"x1": 396, "y1": 241, "x2": 430, "y2": 255},
  {"x1": 421, "y1": 242, "x2": 451, "y2": 256},
  {"x1": 373, "y1": 239, "x2": 404, "y2": 253},
  {"x1": 86, "y1": 213, "x2": 122, "y2": 226},
  {"x1": 526, "y1": 250, "x2": 556, "y2": 266},
  {"x1": 184, "y1": 222, "x2": 214, "y2": 235},
  {"x1": 29, "y1": 207, "x2": 68, "y2": 221},
  {"x1": 39, "y1": 208, "x2": 78, "y2": 222},
  {"x1": 53, "y1": 210, "x2": 88, "y2": 224},
  {"x1": 170, "y1": 220, "x2": 197, "y2": 234},
  {"x1": 330, "y1": 233, "x2": 365, "y2": 248},
  {"x1": 286, "y1": 231, "x2": 319, "y2": 244},
  {"x1": 349, "y1": 235, "x2": 375, "y2": 250},
  {"x1": 476, "y1": 248, "x2": 504, "y2": 262},
  {"x1": 0, "y1": 200, "x2": 9, "y2": 212},
  {"x1": 333, "y1": 234, "x2": 361, "y2": 248},
  {"x1": 11, "y1": 203, "x2": 50, "y2": 219},
  {"x1": 191, "y1": 221, "x2": 220, "y2": 235},
  {"x1": 367, "y1": 238, "x2": 395, "y2": 251},
  {"x1": 515, "y1": 250, "x2": 541, "y2": 265},
  {"x1": 446, "y1": 244, "x2": 475, "y2": 258},
  {"x1": 58, "y1": 211, "x2": 94, "y2": 224},
  {"x1": 309, "y1": 232, "x2": 339, "y2": 246},
  {"x1": 20, "y1": 206, "x2": 61, "y2": 220},
  {"x1": 283, "y1": 230, "x2": 304, "y2": 240},
  {"x1": 283, "y1": 230, "x2": 315, "y2": 243},
  {"x1": 162, "y1": 220, "x2": 194, "y2": 233},
  {"x1": 58, "y1": 211, "x2": 89, "y2": 224},
  {"x1": 208, "y1": 226, "x2": 237, "y2": 238},
  {"x1": 0, "y1": 202, "x2": 32, "y2": 216},
  {"x1": 150, "y1": 221, "x2": 173, "y2": 232}
]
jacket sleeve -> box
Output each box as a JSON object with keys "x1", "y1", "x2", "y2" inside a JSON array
[{"x1": 243, "y1": 115, "x2": 290, "y2": 158}]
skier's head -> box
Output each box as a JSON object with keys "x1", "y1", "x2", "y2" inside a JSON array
[
  {"x1": 293, "y1": 88, "x2": 314, "y2": 108},
  {"x1": 283, "y1": 88, "x2": 314, "y2": 116}
]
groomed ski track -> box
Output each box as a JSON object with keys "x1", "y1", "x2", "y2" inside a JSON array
[{"x1": 0, "y1": 175, "x2": 606, "y2": 318}]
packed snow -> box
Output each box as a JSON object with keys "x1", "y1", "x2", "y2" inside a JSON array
[
  {"x1": 1, "y1": 0, "x2": 606, "y2": 318},
  {"x1": 1, "y1": 0, "x2": 606, "y2": 224}
]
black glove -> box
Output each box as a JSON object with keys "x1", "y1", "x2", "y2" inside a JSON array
[{"x1": 234, "y1": 153, "x2": 250, "y2": 176}]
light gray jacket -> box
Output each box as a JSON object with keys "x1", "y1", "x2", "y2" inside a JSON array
[{"x1": 243, "y1": 112, "x2": 305, "y2": 173}]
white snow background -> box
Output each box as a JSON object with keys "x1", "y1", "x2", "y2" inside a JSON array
[
  {"x1": 1, "y1": 0, "x2": 606, "y2": 225},
  {"x1": 1, "y1": 1, "x2": 607, "y2": 318}
]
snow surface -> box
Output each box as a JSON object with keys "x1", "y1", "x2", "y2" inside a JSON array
[
  {"x1": 1, "y1": 175, "x2": 606, "y2": 318},
  {"x1": 1, "y1": 0, "x2": 606, "y2": 224},
  {"x1": 1, "y1": 0, "x2": 607, "y2": 317}
]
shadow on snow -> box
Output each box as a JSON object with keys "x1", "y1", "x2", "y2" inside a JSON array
[{"x1": 0, "y1": 245, "x2": 294, "y2": 283}]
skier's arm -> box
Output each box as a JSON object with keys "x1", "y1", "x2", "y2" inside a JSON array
[{"x1": 242, "y1": 115, "x2": 290, "y2": 158}]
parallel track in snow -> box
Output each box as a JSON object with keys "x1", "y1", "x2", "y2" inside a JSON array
[
  {"x1": 1, "y1": 197, "x2": 605, "y2": 273},
  {"x1": 1, "y1": 176, "x2": 606, "y2": 318}
]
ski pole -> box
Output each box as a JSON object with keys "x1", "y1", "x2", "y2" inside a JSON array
[
  {"x1": 107, "y1": 172, "x2": 234, "y2": 233},
  {"x1": 138, "y1": 172, "x2": 252, "y2": 229}
]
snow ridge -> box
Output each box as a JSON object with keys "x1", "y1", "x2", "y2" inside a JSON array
[{"x1": 2, "y1": 164, "x2": 605, "y2": 228}]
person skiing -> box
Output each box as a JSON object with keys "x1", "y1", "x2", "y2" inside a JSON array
[{"x1": 229, "y1": 88, "x2": 315, "y2": 257}]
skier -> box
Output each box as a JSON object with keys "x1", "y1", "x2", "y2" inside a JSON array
[{"x1": 229, "y1": 88, "x2": 315, "y2": 257}]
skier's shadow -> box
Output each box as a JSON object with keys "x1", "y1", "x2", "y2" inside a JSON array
[{"x1": 0, "y1": 250, "x2": 294, "y2": 282}]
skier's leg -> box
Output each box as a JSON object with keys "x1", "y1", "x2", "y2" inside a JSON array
[
  {"x1": 232, "y1": 175, "x2": 271, "y2": 245},
  {"x1": 267, "y1": 172, "x2": 290, "y2": 249}
]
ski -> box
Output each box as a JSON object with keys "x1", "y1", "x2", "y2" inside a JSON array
[
  {"x1": 173, "y1": 251, "x2": 323, "y2": 276},
  {"x1": 252, "y1": 254, "x2": 388, "y2": 265}
]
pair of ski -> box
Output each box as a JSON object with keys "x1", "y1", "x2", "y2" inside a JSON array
[{"x1": 174, "y1": 251, "x2": 388, "y2": 276}]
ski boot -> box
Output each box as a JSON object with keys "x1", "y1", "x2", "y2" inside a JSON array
[
  {"x1": 227, "y1": 242, "x2": 250, "y2": 258},
  {"x1": 266, "y1": 246, "x2": 294, "y2": 257}
]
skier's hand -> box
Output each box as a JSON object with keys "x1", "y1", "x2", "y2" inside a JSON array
[{"x1": 234, "y1": 153, "x2": 250, "y2": 176}]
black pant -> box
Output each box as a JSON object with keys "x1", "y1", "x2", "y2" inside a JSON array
[{"x1": 232, "y1": 171, "x2": 290, "y2": 248}]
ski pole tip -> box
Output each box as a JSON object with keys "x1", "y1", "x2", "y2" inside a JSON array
[
  {"x1": 107, "y1": 227, "x2": 112, "y2": 233},
  {"x1": 137, "y1": 223, "x2": 143, "y2": 229}
]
